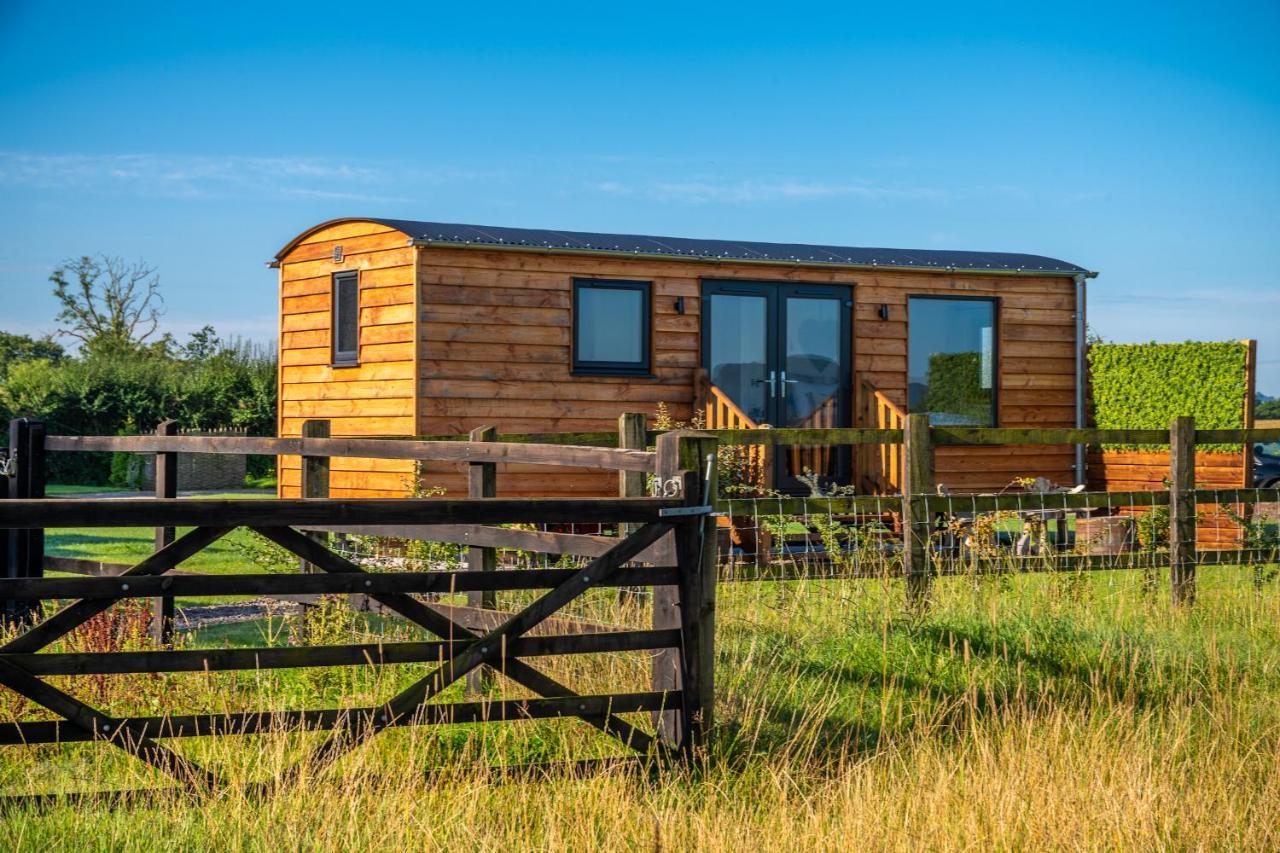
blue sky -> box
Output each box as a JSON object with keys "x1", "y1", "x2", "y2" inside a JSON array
[{"x1": 1, "y1": 0, "x2": 1278, "y2": 393}]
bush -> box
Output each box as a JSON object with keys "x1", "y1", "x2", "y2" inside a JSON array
[
  {"x1": 1088, "y1": 341, "x2": 1249, "y2": 452},
  {"x1": 0, "y1": 339, "x2": 277, "y2": 484}
]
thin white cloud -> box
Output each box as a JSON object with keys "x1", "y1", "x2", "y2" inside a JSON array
[
  {"x1": 0, "y1": 152, "x2": 487, "y2": 201},
  {"x1": 589, "y1": 177, "x2": 952, "y2": 204}
]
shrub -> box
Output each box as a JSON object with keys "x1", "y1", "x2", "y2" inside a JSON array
[{"x1": 1088, "y1": 341, "x2": 1249, "y2": 452}]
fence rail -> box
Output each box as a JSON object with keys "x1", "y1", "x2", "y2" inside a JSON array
[{"x1": 0, "y1": 485, "x2": 717, "y2": 796}]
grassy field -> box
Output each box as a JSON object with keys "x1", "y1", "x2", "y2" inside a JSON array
[{"x1": 3, "y1": 560, "x2": 1280, "y2": 849}]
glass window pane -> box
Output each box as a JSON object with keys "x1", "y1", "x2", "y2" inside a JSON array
[
  {"x1": 908, "y1": 297, "x2": 995, "y2": 426},
  {"x1": 708, "y1": 293, "x2": 770, "y2": 424},
  {"x1": 784, "y1": 297, "x2": 841, "y2": 426},
  {"x1": 335, "y1": 275, "x2": 358, "y2": 359},
  {"x1": 577, "y1": 286, "x2": 645, "y2": 365}
]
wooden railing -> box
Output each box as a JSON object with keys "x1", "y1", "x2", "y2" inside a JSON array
[
  {"x1": 697, "y1": 373, "x2": 772, "y2": 492},
  {"x1": 861, "y1": 381, "x2": 906, "y2": 494},
  {"x1": 787, "y1": 392, "x2": 838, "y2": 482},
  {"x1": 694, "y1": 369, "x2": 844, "y2": 491}
]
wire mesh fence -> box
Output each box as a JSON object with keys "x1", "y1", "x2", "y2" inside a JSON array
[{"x1": 716, "y1": 486, "x2": 1280, "y2": 582}]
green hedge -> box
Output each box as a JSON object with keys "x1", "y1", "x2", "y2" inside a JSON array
[
  {"x1": 0, "y1": 346, "x2": 276, "y2": 484},
  {"x1": 920, "y1": 352, "x2": 993, "y2": 426},
  {"x1": 1088, "y1": 341, "x2": 1248, "y2": 452}
]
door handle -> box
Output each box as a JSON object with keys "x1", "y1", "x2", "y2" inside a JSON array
[
  {"x1": 752, "y1": 371, "x2": 777, "y2": 396},
  {"x1": 779, "y1": 371, "x2": 799, "y2": 399}
]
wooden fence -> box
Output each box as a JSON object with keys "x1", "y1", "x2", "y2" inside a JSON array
[
  {"x1": 707, "y1": 418, "x2": 1280, "y2": 607},
  {"x1": 1, "y1": 414, "x2": 1277, "y2": 797},
  {"x1": 0, "y1": 420, "x2": 721, "y2": 797}
]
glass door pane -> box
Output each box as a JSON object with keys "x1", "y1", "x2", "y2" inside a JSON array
[
  {"x1": 780, "y1": 293, "x2": 846, "y2": 487},
  {"x1": 706, "y1": 292, "x2": 772, "y2": 426}
]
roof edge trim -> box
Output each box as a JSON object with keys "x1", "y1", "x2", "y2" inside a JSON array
[{"x1": 409, "y1": 238, "x2": 1099, "y2": 279}]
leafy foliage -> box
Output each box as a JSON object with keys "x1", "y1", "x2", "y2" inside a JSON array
[
  {"x1": 1258, "y1": 396, "x2": 1280, "y2": 420},
  {"x1": 0, "y1": 336, "x2": 276, "y2": 483},
  {"x1": 0, "y1": 331, "x2": 65, "y2": 377},
  {"x1": 1088, "y1": 341, "x2": 1248, "y2": 451},
  {"x1": 919, "y1": 351, "x2": 992, "y2": 426}
]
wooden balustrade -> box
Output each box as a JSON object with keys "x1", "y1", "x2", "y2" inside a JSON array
[{"x1": 861, "y1": 381, "x2": 906, "y2": 494}]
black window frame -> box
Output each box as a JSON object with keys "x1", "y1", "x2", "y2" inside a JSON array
[
  {"x1": 331, "y1": 270, "x2": 360, "y2": 366},
  {"x1": 906, "y1": 294, "x2": 1000, "y2": 427},
  {"x1": 571, "y1": 278, "x2": 652, "y2": 377}
]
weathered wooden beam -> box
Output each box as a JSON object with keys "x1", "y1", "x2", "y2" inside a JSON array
[
  {"x1": 931, "y1": 427, "x2": 1167, "y2": 446},
  {"x1": 151, "y1": 419, "x2": 178, "y2": 645},
  {"x1": 676, "y1": 447, "x2": 718, "y2": 758},
  {"x1": 3, "y1": 418, "x2": 44, "y2": 628},
  {"x1": 902, "y1": 414, "x2": 934, "y2": 607},
  {"x1": 465, "y1": 426, "x2": 498, "y2": 696},
  {"x1": 45, "y1": 434, "x2": 657, "y2": 472},
  {"x1": 0, "y1": 691, "x2": 680, "y2": 746},
  {"x1": 0, "y1": 565, "x2": 682, "y2": 600},
  {"x1": 300, "y1": 522, "x2": 665, "y2": 562},
  {"x1": 0, "y1": 497, "x2": 682, "y2": 529},
  {"x1": 1170, "y1": 416, "x2": 1197, "y2": 606},
  {"x1": 295, "y1": 520, "x2": 675, "y2": 771},
  {"x1": 709, "y1": 428, "x2": 902, "y2": 447},
  {"x1": 3, "y1": 629, "x2": 682, "y2": 676}
]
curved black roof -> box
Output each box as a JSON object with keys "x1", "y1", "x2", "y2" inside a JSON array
[{"x1": 278, "y1": 218, "x2": 1093, "y2": 277}]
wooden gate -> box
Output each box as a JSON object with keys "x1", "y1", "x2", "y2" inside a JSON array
[{"x1": 0, "y1": 435, "x2": 719, "y2": 798}]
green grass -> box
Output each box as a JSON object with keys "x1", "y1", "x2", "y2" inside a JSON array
[
  {"x1": 44, "y1": 490, "x2": 278, "y2": 606},
  {"x1": 3, "y1": 563, "x2": 1280, "y2": 848},
  {"x1": 45, "y1": 483, "x2": 120, "y2": 496}
]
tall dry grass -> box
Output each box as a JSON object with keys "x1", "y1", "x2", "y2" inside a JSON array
[{"x1": 3, "y1": 564, "x2": 1279, "y2": 850}]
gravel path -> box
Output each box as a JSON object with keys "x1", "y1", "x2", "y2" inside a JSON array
[{"x1": 176, "y1": 599, "x2": 305, "y2": 630}]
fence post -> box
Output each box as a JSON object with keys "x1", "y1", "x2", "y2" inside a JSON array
[
  {"x1": 151, "y1": 419, "x2": 178, "y2": 645},
  {"x1": 617, "y1": 413, "x2": 647, "y2": 605},
  {"x1": 652, "y1": 431, "x2": 717, "y2": 750},
  {"x1": 902, "y1": 413, "x2": 934, "y2": 608},
  {"x1": 466, "y1": 425, "x2": 498, "y2": 695},
  {"x1": 675, "y1": 436, "x2": 718, "y2": 758},
  {"x1": 651, "y1": 431, "x2": 682, "y2": 746},
  {"x1": 3, "y1": 418, "x2": 45, "y2": 627},
  {"x1": 300, "y1": 419, "x2": 330, "y2": 574},
  {"x1": 1169, "y1": 415, "x2": 1196, "y2": 606}
]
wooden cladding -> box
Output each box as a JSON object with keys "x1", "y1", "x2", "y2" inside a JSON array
[
  {"x1": 277, "y1": 219, "x2": 1083, "y2": 498},
  {"x1": 278, "y1": 221, "x2": 418, "y2": 497}
]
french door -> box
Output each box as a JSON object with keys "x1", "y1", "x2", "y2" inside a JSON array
[{"x1": 701, "y1": 281, "x2": 852, "y2": 493}]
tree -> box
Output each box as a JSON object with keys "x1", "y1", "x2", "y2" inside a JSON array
[
  {"x1": 49, "y1": 255, "x2": 164, "y2": 353},
  {"x1": 1258, "y1": 397, "x2": 1280, "y2": 420},
  {"x1": 0, "y1": 330, "x2": 65, "y2": 377},
  {"x1": 182, "y1": 325, "x2": 223, "y2": 360}
]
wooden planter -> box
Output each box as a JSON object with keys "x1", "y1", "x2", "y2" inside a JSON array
[{"x1": 1076, "y1": 515, "x2": 1135, "y2": 555}]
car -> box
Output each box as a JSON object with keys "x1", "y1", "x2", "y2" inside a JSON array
[{"x1": 1254, "y1": 444, "x2": 1280, "y2": 489}]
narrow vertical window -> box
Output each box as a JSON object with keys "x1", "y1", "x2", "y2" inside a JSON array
[
  {"x1": 572, "y1": 278, "x2": 652, "y2": 375},
  {"x1": 333, "y1": 271, "x2": 359, "y2": 364},
  {"x1": 908, "y1": 296, "x2": 997, "y2": 426}
]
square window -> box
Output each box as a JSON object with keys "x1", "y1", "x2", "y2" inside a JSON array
[
  {"x1": 332, "y1": 271, "x2": 359, "y2": 364},
  {"x1": 572, "y1": 279, "x2": 651, "y2": 375},
  {"x1": 908, "y1": 296, "x2": 997, "y2": 426}
]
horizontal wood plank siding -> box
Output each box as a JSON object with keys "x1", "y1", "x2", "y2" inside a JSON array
[
  {"x1": 277, "y1": 221, "x2": 417, "y2": 498},
  {"x1": 854, "y1": 273, "x2": 1080, "y2": 492},
  {"x1": 1088, "y1": 449, "x2": 1249, "y2": 548},
  {"x1": 413, "y1": 247, "x2": 1080, "y2": 496}
]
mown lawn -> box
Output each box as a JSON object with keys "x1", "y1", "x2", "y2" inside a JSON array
[{"x1": 3, "y1": 561, "x2": 1280, "y2": 849}]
